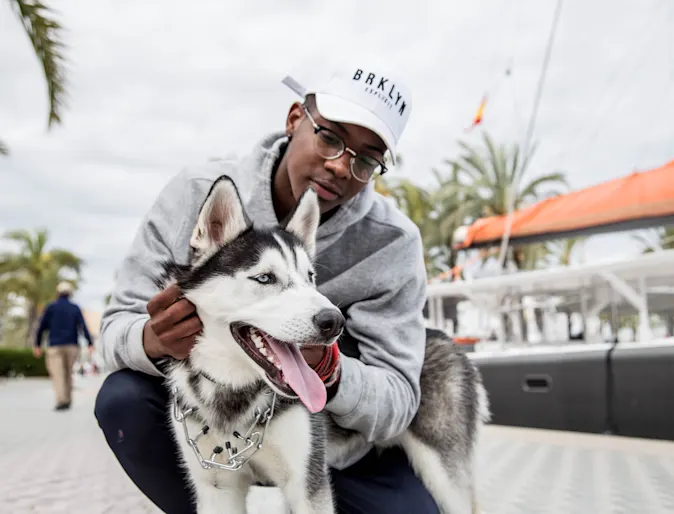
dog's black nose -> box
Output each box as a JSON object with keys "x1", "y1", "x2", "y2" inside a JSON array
[{"x1": 313, "y1": 309, "x2": 345, "y2": 340}]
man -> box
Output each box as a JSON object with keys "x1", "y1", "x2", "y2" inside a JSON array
[
  {"x1": 34, "y1": 281, "x2": 94, "y2": 410},
  {"x1": 95, "y1": 61, "x2": 436, "y2": 514}
]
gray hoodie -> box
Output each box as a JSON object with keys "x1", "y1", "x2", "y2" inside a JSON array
[{"x1": 100, "y1": 132, "x2": 428, "y2": 469}]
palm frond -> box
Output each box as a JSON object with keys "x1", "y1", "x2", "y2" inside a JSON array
[
  {"x1": 0, "y1": 254, "x2": 33, "y2": 274},
  {"x1": 632, "y1": 227, "x2": 674, "y2": 253},
  {"x1": 0, "y1": 274, "x2": 34, "y2": 298},
  {"x1": 0, "y1": 228, "x2": 83, "y2": 318},
  {"x1": 47, "y1": 248, "x2": 83, "y2": 273},
  {"x1": 516, "y1": 141, "x2": 539, "y2": 182},
  {"x1": 430, "y1": 167, "x2": 446, "y2": 187},
  {"x1": 443, "y1": 157, "x2": 477, "y2": 185},
  {"x1": 481, "y1": 132, "x2": 507, "y2": 187},
  {"x1": 10, "y1": 0, "x2": 68, "y2": 127},
  {"x1": 662, "y1": 231, "x2": 674, "y2": 250},
  {"x1": 631, "y1": 230, "x2": 656, "y2": 250},
  {"x1": 3, "y1": 229, "x2": 35, "y2": 248},
  {"x1": 518, "y1": 172, "x2": 568, "y2": 201},
  {"x1": 510, "y1": 144, "x2": 521, "y2": 183},
  {"x1": 455, "y1": 142, "x2": 491, "y2": 181}
]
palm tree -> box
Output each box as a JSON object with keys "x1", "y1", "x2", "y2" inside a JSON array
[
  {"x1": 375, "y1": 152, "x2": 405, "y2": 197},
  {"x1": 513, "y1": 237, "x2": 584, "y2": 271},
  {"x1": 515, "y1": 243, "x2": 552, "y2": 271},
  {"x1": 436, "y1": 131, "x2": 568, "y2": 269},
  {"x1": 0, "y1": 289, "x2": 28, "y2": 347},
  {"x1": 547, "y1": 237, "x2": 585, "y2": 266},
  {"x1": 633, "y1": 227, "x2": 674, "y2": 253},
  {"x1": 426, "y1": 165, "x2": 466, "y2": 273},
  {"x1": 0, "y1": 229, "x2": 82, "y2": 346},
  {"x1": 2, "y1": 0, "x2": 67, "y2": 155},
  {"x1": 377, "y1": 153, "x2": 466, "y2": 276},
  {"x1": 374, "y1": 175, "x2": 393, "y2": 197}
]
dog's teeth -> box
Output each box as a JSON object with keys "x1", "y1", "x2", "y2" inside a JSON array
[
  {"x1": 266, "y1": 354, "x2": 275, "y2": 363},
  {"x1": 251, "y1": 332, "x2": 264, "y2": 349},
  {"x1": 260, "y1": 347, "x2": 268, "y2": 356}
]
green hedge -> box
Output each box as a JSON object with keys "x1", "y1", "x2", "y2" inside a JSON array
[{"x1": 0, "y1": 348, "x2": 49, "y2": 377}]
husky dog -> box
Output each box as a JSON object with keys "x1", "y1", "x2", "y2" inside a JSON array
[{"x1": 161, "y1": 176, "x2": 490, "y2": 514}]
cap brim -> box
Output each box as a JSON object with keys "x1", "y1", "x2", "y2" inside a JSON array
[{"x1": 314, "y1": 93, "x2": 397, "y2": 165}]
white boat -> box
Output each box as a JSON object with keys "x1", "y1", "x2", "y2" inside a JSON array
[{"x1": 426, "y1": 248, "x2": 674, "y2": 351}]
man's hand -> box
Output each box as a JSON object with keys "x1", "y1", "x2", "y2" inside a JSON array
[
  {"x1": 301, "y1": 345, "x2": 327, "y2": 368},
  {"x1": 302, "y1": 342, "x2": 341, "y2": 398},
  {"x1": 33, "y1": 347, "x2": 42, "y2": 359},
  {"x1": 143, "y1": 284, "x2": 203, "y2": 360}
]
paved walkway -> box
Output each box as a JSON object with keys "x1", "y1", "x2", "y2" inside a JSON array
[{"x1": 2, "y1": 374, "x2": 674, "y2": 513}]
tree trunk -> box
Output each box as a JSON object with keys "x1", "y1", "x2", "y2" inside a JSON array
[
  {"x1": 25, "y1": 303, "x2": 39, "y2": 349},
  {"x1": 447, "y1": 247, "x2": 458, "y2": 270}
]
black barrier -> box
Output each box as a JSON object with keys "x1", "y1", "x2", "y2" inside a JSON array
[
  {"x1": 610, "y1": 343, "x2": 674, "y2": 440},
  {"x1": 472, "y1": 347, "x2": 609, "y2": 434}
]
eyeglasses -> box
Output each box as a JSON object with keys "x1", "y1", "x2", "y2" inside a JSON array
[{"x1": 302, "y1": 105, "x2": 388, "y2": 183}]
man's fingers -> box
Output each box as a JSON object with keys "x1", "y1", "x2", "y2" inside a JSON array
[
  {"x1": 147, "y1": 284, "x2": 182, "y2": 316},
  {"x1": 162, "y1": 314, "x2": 202, "y2": 343},
  {"x1": 181, "y1": 315, "x2": 203, "y2": 337},
  {"x1": 151, "y1": 299, "x2": 196, "y2": 335},
  {"x1": 170, "y1": 334, "x2": 200, "y2": 360},
  {"x1": 165, "y1": 299, "x2": 196, "y2": 326}
]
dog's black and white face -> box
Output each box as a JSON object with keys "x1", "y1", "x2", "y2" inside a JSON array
[{"x1": 175, "y1": 176, "x2": 344, "y2": 413}]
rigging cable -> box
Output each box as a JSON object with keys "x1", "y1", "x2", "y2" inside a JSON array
[{"x1": 497, "y1": 0, "x2": 565, "y2": 269}]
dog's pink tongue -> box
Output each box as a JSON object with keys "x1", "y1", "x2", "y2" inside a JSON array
[{"x1": 265, "y1": 340, "x2": 326, "y2": 413}]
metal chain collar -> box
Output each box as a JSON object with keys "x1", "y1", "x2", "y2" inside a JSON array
[{"x1": 172, "y1": 387, "x2": 277, "y2": 472}]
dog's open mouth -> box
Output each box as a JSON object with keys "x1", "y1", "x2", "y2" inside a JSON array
[{"x1": 230, "y1": 322, "x2": 327, "y2": 413}]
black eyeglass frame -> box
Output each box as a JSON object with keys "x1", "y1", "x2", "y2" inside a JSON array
[{"x1": 301, "y1": 104, "x2": 389, "y2": 183}]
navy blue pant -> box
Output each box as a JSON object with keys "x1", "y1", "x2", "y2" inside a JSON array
[{"x1": 94, "y1": 369, "x2": 439, "y2": 514}]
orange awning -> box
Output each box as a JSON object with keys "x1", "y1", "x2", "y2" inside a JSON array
[{"x1": 455, "y1": 159, "x2": 674, "y2": 249}]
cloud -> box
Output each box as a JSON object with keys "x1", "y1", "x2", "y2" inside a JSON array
[{"x1": 1, "y1": 0, "x2": 672, "y2": 312}]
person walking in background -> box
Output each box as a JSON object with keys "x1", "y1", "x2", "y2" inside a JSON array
[{"x1": 33, "y1": 281, "x2": 94, "y2": 411}]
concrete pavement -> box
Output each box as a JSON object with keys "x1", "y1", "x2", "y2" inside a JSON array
[
  {"x1": 2, "y1": 373, "x2": 674, "y2": 513},
  {"x1": 0, "y1": 375, "x2": 160, "y2": 513}
]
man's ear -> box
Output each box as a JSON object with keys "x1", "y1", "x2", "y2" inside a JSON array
[
  {"x1": 190, "y1": 176, "x2": 251, "y2": 259},
  {"x1": 285, "y1": 102, "x2": 306, "y2": 139},
  {"x1": 282, "y1": 186, "x2": 320, "y2": 258}
]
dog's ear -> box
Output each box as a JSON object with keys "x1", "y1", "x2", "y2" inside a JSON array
[
  {"x1": 282, "y1": 186, "x2": 320, "y2": 258},
  {"x1": 190, "y1": 176, "x2": 251, "y2": 257}
]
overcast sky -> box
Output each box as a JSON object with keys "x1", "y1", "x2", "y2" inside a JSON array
[{"x1": 1, "y1": 0, "x2": 673, "y2": 312}]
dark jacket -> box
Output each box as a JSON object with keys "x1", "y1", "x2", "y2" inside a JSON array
[{"x1": 35, "y1": 295, "x2": 93, "y2": 348}]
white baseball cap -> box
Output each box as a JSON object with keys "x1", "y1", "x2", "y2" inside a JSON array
[
  {"x1": 282, "y1": 63, "x2": 412, "y2": 165},
  {"x1": 56, "y1": 281, "x2": 73, "y2": 295}
]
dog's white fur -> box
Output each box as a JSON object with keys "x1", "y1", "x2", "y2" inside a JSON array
[
  {"x1": 168, "y1": 179, "x2": 337, "y2": 513},
  {"x1": 166, "y1": 177, "x2": 489, "y2": 513}
]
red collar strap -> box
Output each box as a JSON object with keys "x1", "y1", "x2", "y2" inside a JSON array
[{"x1": 313, "y1": 342, "x2": 340, "y2": 384}]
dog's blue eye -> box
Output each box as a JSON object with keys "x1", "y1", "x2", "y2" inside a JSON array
[{"x1": 251, "y1": 273, "x2": 276, "y2": 285}]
